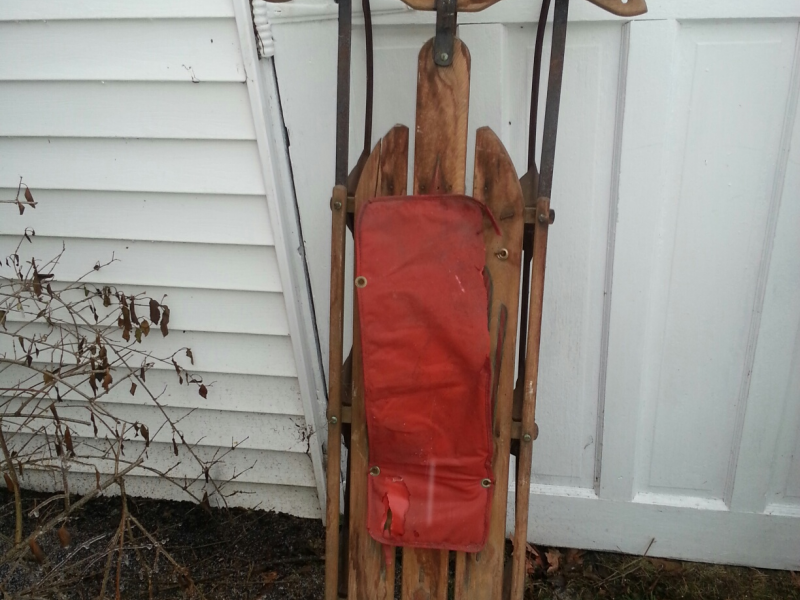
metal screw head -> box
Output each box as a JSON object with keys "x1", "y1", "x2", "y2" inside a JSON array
[
  {"x1": 355, "y1": 276, "x2": 367, "y2": 288},
  {"x1": 496, "y1": 248, "x2": 509, "y2": 261},
  {"x1": 481, "y1": 478, "x2": 492, "y2": 488},
  {"x1": 330, "y1": 416, "x2": 338, "y2": 425},
  {"x1": 333, "y1": 200, "x2": 342, "y2": 210},
  {"x1": 522, "y1": 432, "x2": 532, "y2": 442},
  {"x1": 439, "y1": 52, "x2": 449, "y2": 62},
  {"x1": 369, "y1": 466, "x2": 380, "y2": 476},
  {"x1": 538, "y1": 213, "x2": 548, "y2": 224}
]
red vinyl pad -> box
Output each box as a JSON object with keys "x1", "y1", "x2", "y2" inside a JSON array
[{"x1": 355, "y1": 194, "x2": 494, "y2": 552}]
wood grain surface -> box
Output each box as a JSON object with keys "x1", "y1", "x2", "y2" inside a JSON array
[{"x1": 347, "y1": 125, "x2": 409, "y2": 600}]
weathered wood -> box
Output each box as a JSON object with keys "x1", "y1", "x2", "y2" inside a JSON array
[
  {"x1": 454, "y1": 127, "x2": 525, "y2": 600},
  {"x1": 413, "y1": 38, "x2": 470, "y2": 196},
  {"x1": 400, "y1": 36, "x2": 472, "y2": 600},
  {"x1": 510, "y1": 196, "x2": 551, "y2": 600},
  {"x1": 399, "y1": 0, "x2": 502, "y2": 13},
  {"x1": 402, "y1": 548, "x2": 449, "y2": 600},
  {"x1": 325, "y1": 184, "x2": 348, "y2": 600},
  {"x1": 585, "y1": 0, "x2": 647, "y2": 16},
  {"x1": 348, "y1": 125, "x2": 409, "y2": 600}
]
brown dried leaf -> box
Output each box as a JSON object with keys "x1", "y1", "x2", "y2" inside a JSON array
[
  {"x1": 149, "y1": 299, "x2": 161, "y2": 325},
  {"x1": 545, "y1": 549, "x2": 562, "y2": 574},
  {"x1": 565, "y1": 548, "x2": 585, "y2": 566},
  {"x1": 49, "y1": 403, "x2": 60, "y2": 425},
  {"x1": 90, "y1": 411, "x2": 98, "y2": 436},
  {"x1": 64, "y1": 426, "x2": 74, "y2": 456},
  {"x1": 29, "y1": 538, "x2": 45, "y2": 564},
  {"x1": 198, "y1": 384, "x2": 208, "y2": 399},
  {"x1": 140, "y1": 319, "x2": 150, "y2": 337},
  {"x1": 160, "y1": 305, "x2": 170, "y2": 337},
  {"x1": 140, "y1": 424, "x2": 150, "y2": 447},
  {"x1": 102, "y1": 370, "x2": 112, "y2": 392},
  {"x1": 130, "y1": 382, "x2": 137, "y2": 396},
  {"x1": 24, "y1": 187, "x2": 35, "y2": 206},
  {"x1": 57, "y1": 525, "x2": 71, "y2": 548},
  {"x1": 185, "y1": 348, "x2": 194, "y2": 365},
  {"x1": 134, "y1": 327, "x2": 142, "y2": 344},
  {"x1": 525, "y1": 543, "x2": 544, "y2": 574},
  {"x1": 200, "y1": 491, "x2": 212, "y2": 513},
  {"x1": 261, "y1": 571, "x2": 279, "y2": 585},
  {"x1": 17, "y1": 200, "x2": 24, "y2": 215},
  {"x1": 43, "y1": 371, "x2": 54, "y2": 386},
  {"x1": 647, "y1": 557, "x2": 683, "y2": 575},
  {"x1": 129, "y1": 297, "x2": 139, "y2": 325},
  {"x1": 172, "y1": 436, "x2": 179, "y2": 456},
  {"x1": 95, "y1": 467, "x2": 101, "y2": 490},
  {"x1": 3, "y1": 472, "x2": 15, "y2": 492}
]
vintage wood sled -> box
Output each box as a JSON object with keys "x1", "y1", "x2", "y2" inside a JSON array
[{"x1": 316, "y1": 0, "x2": 648, "y2": 598}]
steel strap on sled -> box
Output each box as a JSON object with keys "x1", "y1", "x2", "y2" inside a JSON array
[{"x1": 319, "y1": 0, "x2": 649, "y2": 598}]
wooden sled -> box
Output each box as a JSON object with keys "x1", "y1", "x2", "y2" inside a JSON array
[{"x1": 319, "y1": 0, "x2": 648, "y2": 599}]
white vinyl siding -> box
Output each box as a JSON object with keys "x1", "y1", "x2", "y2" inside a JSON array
[{"x1": 0, "y1": 2, "x2": 319, "y2": 517}]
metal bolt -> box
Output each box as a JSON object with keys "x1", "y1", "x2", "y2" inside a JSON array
[
  {"x1": 496, "y1": 248, "x2": 509, "y2": 261},
  {"x1": 522, "y1": 433, "x2": 532, "y2": 442},
  {"x1": 333, "y1": 200, "x2": 342, "y2": 210},
  {"x1": 439, "y1": 52, "x2": 449, "y2": 63},
  {"x1": 355, "y1": 276, "x2": 367, "y2": 288},
  {"x1": 538, "y1": 213, "x2": 548, "y2": 224},
  {"x1": 481, "y1": 478, "x2": 492, "y2": 488},
  {"x1": 369, "y1": 466, "x2": 381, "y2": 476},
  {"x1": 330, "y1": 416, "x2": 338, "y2": 425}
]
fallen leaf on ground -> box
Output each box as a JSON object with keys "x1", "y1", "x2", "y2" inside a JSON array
[
  {"x1": 546, "y1": 549, "x2": 563, "y2": 574},
  {"x1": 526, "y1": 543, "x2": 545, "y2": 574},
  {"x1": 566, "y1": 548, "x2": 585, "y2": 566},
  {"x1": 261, "y1": 571, "x2": 278, "y2": 584},
  {"x1": 647, "y1": 557, "x2": 683, "y2": 574}
]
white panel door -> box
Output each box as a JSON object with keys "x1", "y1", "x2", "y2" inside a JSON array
[{"x1": 270, "y1": 0, "x2": 800, "y2": 568}]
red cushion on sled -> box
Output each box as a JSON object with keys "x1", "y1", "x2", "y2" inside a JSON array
[{"x1": 355, "y1": 194, "x2": 494, "y2": 552}]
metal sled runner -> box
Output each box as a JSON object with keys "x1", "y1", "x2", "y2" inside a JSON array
[{"x1": 317, "y1": 0, "x2": 648, "y2": 598}]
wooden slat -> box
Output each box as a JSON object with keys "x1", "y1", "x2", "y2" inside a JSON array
[
  {"x1": 0, "y1": 82, "x2": 255, "y2": 140},
  {"x1": 0, "y1": 19, "x2": 244, "y2": 82},
  {"x1": 402, "y1": 549, "x2": 449, "y2": 600},
  {"x1": 511, "y1": 197, "x2": 551, "y2": 600},
  {"x1": 347, "y1": 125, "x2": 408, "y2": 600},
  {"x1": 413, "y1": 39, "x2": 471, "y2": 197},
  {"x1": 324, "y1": 184, "x2": 348, "y2": 600},
  {"x1": 454, "y1": 127, "x2": 525, "y2": 599},
  {"x1": 401, "y1": 37, "x2": 471, "y2": 600},
  {"x1": 0, "y1": 138, "x2": 264, "y2": 195},
  {"x1": 400, "y1": 0, "x2": 503, "y2": 13}
]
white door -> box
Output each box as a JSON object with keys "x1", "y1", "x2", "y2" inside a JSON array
[{"x1": 267, "y1": 0, "x2": 800, "y2": 568}]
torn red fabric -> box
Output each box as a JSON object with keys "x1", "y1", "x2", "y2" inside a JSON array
[{"x1": 355, "y1": 194, "x2": 494, "y2": 552}]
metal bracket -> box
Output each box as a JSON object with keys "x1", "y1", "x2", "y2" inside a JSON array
[{"x1": 433, "y1": 0, "x2": 456, "y2": 67}]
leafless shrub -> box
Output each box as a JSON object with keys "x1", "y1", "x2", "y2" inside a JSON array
[{"x1": 0, "y1": 181, "x2": 251, "y2": 597}]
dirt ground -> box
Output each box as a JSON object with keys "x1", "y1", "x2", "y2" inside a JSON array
[{"x1": 0, "y1": 489, "x2": 797, "y2": 599}]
